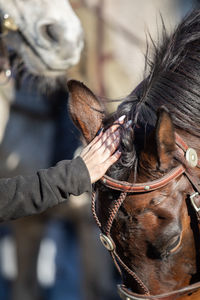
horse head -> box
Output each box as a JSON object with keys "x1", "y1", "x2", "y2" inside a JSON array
[
  {"x1": 0, "y1": 0, "x2": 84, "y2": 78},
  {"x1": 68, "y1": 9, "x2": 200, "y2": 300}
]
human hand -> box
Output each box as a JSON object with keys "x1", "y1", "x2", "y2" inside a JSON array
[{"x1": 80, "y1": 115, "x2": 125, "y2": 183}]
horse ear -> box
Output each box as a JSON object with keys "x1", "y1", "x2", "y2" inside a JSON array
[
  {"x1": 155, "y1": 106, "x2": 175, "y2": 170},
  {"x1": 67, "y1": 80, "x2": 105, "y2": 143}
]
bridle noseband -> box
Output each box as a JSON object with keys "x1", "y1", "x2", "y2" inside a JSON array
[{"x1": 92, "y1": 132, "x2": 200, "y2": 300}]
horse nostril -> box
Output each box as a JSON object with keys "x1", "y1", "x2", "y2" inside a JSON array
[
  {"x1": 41, "y1": 23, "x2": 60, "y2": 44},
  {"x1": 37, "y1": 21, "x2": 84, "y2": 60}
]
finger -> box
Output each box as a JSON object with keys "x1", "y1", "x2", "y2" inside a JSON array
[
  {"x1": 100, "y1": 115, "x2": 125, "y2": 143},
  {"x1": 89, "y1": 127, "x2": 120, "y2": 154},
  {"x1": 102, "y1": 150, "x2": 122, "y2": 172},
  {"x1": 90, "y1": 150, "x2": 121, "y2": 183},
  {"x1": 124, "y1": 120, "x2": 132, "y2": 128},
  {"x1": 96, "y1": 127, "x2": 104, "y2": 136},
  {"x1": 81, "y1": 130, "x2": 104, "y2": 156},
  {"x1": 88, "y1": 130, "x2": 103, "y2": 147},
  {"x1": 100, "y1": 118, "x2": 131, "y2": 151},
  {"x1": 116, "y1": 115, "x2": 126, "y2": 124},
  {"x1": 101, "y1": 125, "x2": 121, "y2": 145},
  {"x1": 91, "y1": 115, "x2": 125, "y2": 150},
  {"x1": 96, "y1": 134, "x2": 120, "y2": 163},
  {"x1": 82, "y1": 115, "x2": 123, "y2": 157},
  {"x1": 103, "y1": 131, "x2": 120, "y2": 150},
  {"x1": 102, "y1": 135, "x2": 120, "y2": 159},
  {"x1": 97, "y1": 115, "x2": 125, "y2": 142}
]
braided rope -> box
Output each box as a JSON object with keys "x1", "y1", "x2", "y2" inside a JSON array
[
  {"x1": 91, "y1": 190, "x2": 150, "y2": 296},
  {"x1": 114, "y1": 251, "x2": 150, "y2": 295},
  {"x1": 105, "y1": 192, "x2": 127, "y2": 236},
  {"x1": 91, "y1": 191, "x2": 102, "y2": 228}
]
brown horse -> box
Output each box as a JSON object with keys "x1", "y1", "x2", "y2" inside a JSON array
[{"x1": 67, "y1": 8, "x2": 200, "y2": 300}]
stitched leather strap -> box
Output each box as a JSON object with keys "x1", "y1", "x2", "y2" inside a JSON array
[{"x1": 101, "y1": 165, "x2": 185, "y2": 193}]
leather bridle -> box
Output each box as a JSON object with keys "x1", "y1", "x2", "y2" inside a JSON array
[{"x1": 91, "y1": 132, "x2": 200, "y2": 300}]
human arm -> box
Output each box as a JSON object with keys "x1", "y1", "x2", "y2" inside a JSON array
[
  {"x1": 0, "y1": 157, "x2": 90, "y2": 222},
  {"x1": 0, "y1": 118, "x2": 123, "y2": 222}
]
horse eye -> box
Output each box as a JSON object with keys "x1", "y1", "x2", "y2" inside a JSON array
[{"x1": 167, "y1": 234, "x2": 182, "y2": 253}]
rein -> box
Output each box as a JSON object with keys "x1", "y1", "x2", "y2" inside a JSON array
[{"x1": 92, "y1": 132, "x2": 200, "y2": 300}]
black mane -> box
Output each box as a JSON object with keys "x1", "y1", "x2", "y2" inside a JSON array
[{"x1": 104, "y1": 9, "x2": 200, "y2": 180}]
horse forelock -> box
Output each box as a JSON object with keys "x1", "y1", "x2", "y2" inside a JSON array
[{"x1": 102, "y1": 9, "x2": 200, "y2": 183}]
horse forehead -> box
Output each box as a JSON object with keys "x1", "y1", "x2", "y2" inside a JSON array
[{"x1": 124, "y1": 180, "x2": 184, "y2": 215}]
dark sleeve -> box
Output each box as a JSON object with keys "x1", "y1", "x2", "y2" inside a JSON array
[{"x1": 0, "y1": 156, "x2": 91, "y2": 222}]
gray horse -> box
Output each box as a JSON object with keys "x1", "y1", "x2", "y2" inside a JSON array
[
  {"x1": 0, "y1": 0, "x2": 83, "y2": 75},
  {"x1": 0, "y1": 0, "x2": 84, "y2": 173}
]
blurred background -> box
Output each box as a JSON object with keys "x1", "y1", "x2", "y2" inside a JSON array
[{"x1": 0, "y1": 0, "x2": 199, "y2": 300}]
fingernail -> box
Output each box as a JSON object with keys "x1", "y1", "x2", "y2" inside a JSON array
[
  {"x1": 118, "y1": 115, "x2": 126, "y2": 122},
  {"x1": 116, "y1": 150, "x2": 121, "y2": 156},
  {"x1": 125, "y1": 120, "x2": 132, "y2": 128},
  {"x1": 97, "y1": 128, "x2": 103, "y2": 135}
]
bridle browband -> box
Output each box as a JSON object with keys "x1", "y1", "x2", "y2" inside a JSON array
[
  {"x1": 92, "y1": 132, "x2": 200, "y2": 300},
  {"x1": 101, "y1": 165, "x2": 185, "y2": 193},
  {"x1": 101, "y1": 133, "x2": 200, "y2": 193}
]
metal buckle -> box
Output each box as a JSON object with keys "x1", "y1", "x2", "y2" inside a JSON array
[{"x1": 190, "y1": 192, "x2": 200, "y2": 212}]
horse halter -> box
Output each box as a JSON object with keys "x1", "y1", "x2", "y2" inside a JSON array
[{"x1": 92, "y1": 132, "x2": 200, "y2": 300}]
